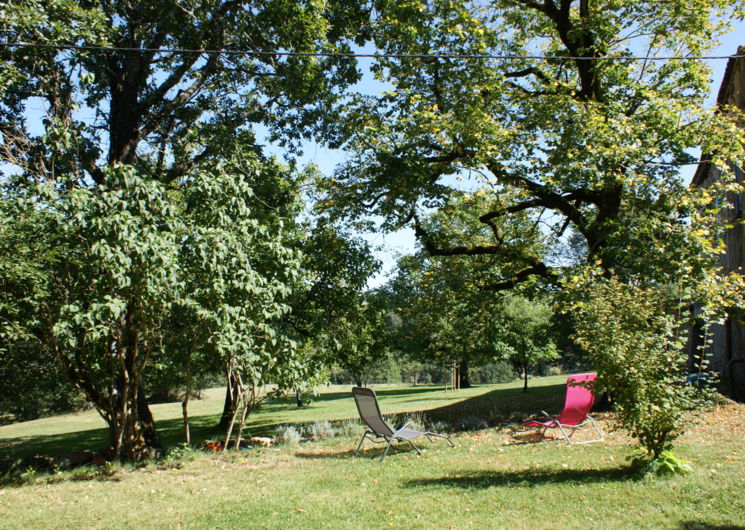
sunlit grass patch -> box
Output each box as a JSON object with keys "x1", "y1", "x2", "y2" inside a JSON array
[{"x1": 1, "y1": 378, "x2": 743, "y2": 528}]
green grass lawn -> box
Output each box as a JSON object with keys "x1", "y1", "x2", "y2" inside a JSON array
[
  {"x1": 0, "y1": 376, "x2": 569, "y2": 459},
  {"x1": 1, "y1": 376, "x2": 744, "y2": 529}
]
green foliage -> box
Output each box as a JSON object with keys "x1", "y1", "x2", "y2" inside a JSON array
[
  {"x1": 163, "y1": 443, "x2": 196, "y2": 468},
  {"x1": 0, "y1": 342, "x2": 87, "y2": 422},
  {"x1": 0, "y1": 160, "x2": 305, "y2": 454},
  {"x1": 13, "y1": 166, "x2": 184, "y2": 458},
  {"x1": 570, "y1": 274, "x2": 709, "y2": 460},
  {"x1": 493, "y1": 294, "x2": 559, "y2": 391},
  {"x1": 385, "y1": 250, "x2": 505, "y2": 380},
  {"x1": 1, "y1": 0, "x2": 371, "y2": 452},
  {"x1": 176, "y1": 159, "x2": 303, "y2": 385},
  {"x1": 274, "y1": 425, "x2": 302, "y2": 446},
  {"x1": 383, "y1": 206, "x2": 556, "y2": 387},
  {"x1": 0, "y1": 0, "x2": 368, "y2": 181},
  {"x1": 321, "y1": 0, "x2": 745, "y2": 294},
  {"x1": 322, "y1": 289, "x2": 393, "y2": 386},
  {"x1": 469, "y1": 361, "x2": 515, "y2": 384},
  {"x1": 0, "y1": 195, "x2": 87, "y2": 421},
  {"x1": 628, "y1": 448, "x2": 692, "y2": 477},
  {"x1": 283, "y1": 219, "x2": 382, "y2": 389}
]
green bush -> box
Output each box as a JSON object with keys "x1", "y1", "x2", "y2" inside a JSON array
[
  {"x1": 305, "y1": 421, "x2": 335, "y2": 441},
  {"x1": 274, "y1": 425, "x2": 302, "y2": 446},
  {"x1": 569, "y1": 274, "x2": 708, "y2": 467},
  {"x1": 470, "y1": 361, "x2": 515, "y2": 384}
]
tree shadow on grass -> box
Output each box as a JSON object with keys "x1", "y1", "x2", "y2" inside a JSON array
[
  {"x1": 0, "y1": 413, "x2": 225, "y2": 460},
  {"x1": 374, "y1": 386, "x2": 473, "y2": 398},
  {"x1": 678, "y1": 521, "x2": 745, "y2": 530},
  {"x1": 385, "y1": 383, "x2": 566, "y2": 427},
  {"x1": 404, "y1": 465, "x2": 638, "y2": 490},
  {"x1": 295, "y1": 443, "x2": 422, "y2": 461},
  {"x1": 0, "y1": 429, "x2": 109, "y2": 460}
]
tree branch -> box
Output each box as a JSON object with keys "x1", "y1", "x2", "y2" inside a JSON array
[
  {"x1": 484, "y1": 261, "x2": 558, "y2": 291},
  {"x1": 484, "y1": 163, "x2": 593, "y2": 234}
]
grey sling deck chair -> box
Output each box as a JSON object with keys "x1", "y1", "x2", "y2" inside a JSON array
[{"x1": 352, "y1": 386, "x2": 454, "y2": 462}]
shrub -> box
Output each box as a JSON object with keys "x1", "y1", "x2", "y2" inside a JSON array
[
  {"x1": 305, "y1": 421, "x2": 335, "y2": 441},
  {"x1": 569, "y1": 274, "x2": 709, "y2": 468},
  {"x1": 335, "y1": 420, "x2": 365, "y2": 438},
  {"x1": 274, "y1": 425, "x2": 302, "y2": 446},
  {"x1": 629, "y1": 449, "x2": 692, "y2": 476},
  {"x1": 429, "y1": 420, "x2": 452, "y2": 433},
  {"x1": 396, "y1": 412, "x2": 426, "y2": 432},
  {"x1": 163, "y1": 444, "x2": 195, "y2": 467}
]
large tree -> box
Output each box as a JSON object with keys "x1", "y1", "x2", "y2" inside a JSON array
[
  {"x1": 383, "y1": 191, "x2": 550, "y2": 387},
  {"x1": 1, "y1": 0, "x2": 368, "y2": 183},
  {"x1": 283, "y1": 219, "x2": 382, "y2": 391},
  {"x1": 322, "y1": 0, "x2": 745, "y2": 289},
  {"x1": 493, "y1": 294, "x2": 558, "y2": 392},
  {"x1": 0, "y1": 0, "x2": 368, "y2": 459}
]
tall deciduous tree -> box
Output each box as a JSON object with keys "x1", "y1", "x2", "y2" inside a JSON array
[
  {"x1": 8, "y1": 167, "x2": 183, "y2": 458},
  {"x1": 282, "y1": 219, "x2": 382, "y2": 393},
  {"x1": 384, "y1": 191, "x2": 550, "y2": 386},
  {"x1": 493, "y1": 294, "x2": 558, "y2": 392},
  {"x1": 0, "y1": 0, "x2": 368, "y2": 459},
  {"x1": 173, "y1": 154, "x2": 304, "y2": 445},
  {"x1": 1, "y1": 0, "x2": 368, "y2": 184},
  {"x1": 388, "y1": 252, "x2": 504, "y2": 389},
  {"x1": 322, "y1": 0, "x2": 745, "y2": 289}
]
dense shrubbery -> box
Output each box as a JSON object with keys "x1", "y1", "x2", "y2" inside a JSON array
[
  {"x1": 329, "y1": 356, "x2": 516, "y2": 386},
  {"x1": 0, "y1": 345, "x2": 88, "y2": 423},
  {"x1": 570, "y1": 275, "x2": 712, "y2": 465}
]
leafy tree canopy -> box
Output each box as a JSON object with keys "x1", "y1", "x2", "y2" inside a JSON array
[
  {"x1": 1, "y1": 0, "x2": 369, "y2": 184},
  {"x1": 0, "y1": 0, "x2": 371, "y2": 459},
  {"x1": 383, "y1": 193, "x2": 552, "y2": 386},
  {"x1": 320, "y1": 0, "x2": 745, "y2": 290}
]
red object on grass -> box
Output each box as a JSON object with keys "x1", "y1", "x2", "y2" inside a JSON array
[{"x1": 521, "y1": 373, "x2": 604, "y2": 444}]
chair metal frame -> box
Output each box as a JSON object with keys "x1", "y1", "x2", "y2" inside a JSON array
[
  {"x1": 352, "y1": 386, "x2": 454, "y2": 462},
  {"x1": 521, "y1": 373, "x2": 605, "y2": 444},
  {"x1": 528, "y1": 408, "x2": 605, "y2": 444}
]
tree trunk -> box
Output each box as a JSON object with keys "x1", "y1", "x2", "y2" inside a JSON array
[
  {"x1": 182, "y1": 347, "x2": 193, "y2": 445},
  {"x1": 136, "y1": 386, "x2": 161, "y2": 454},
  {"x1": 459, "y1": 360, "x2": 470, "y2": 388},
  {"x1": 103, "y1": 383, "x2": 161, "y2": 461},
  {"x1": 100, "y1": 305, "x2": 162, "y2": 461},
  {"x1": 520, "y1": 340, "x2": 529, "y2": 393},
  {"x1": 218, "y1": 370, "x2": 240, "y2": 429},
  {"x1": 295, "y1": 388, "x2": 304, "y2": 407}
]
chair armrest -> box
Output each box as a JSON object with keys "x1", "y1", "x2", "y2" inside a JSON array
[
  {"x1": 396, "y1": 420, "x2": 411, "y2": 432},
  {"x1": 393, "y1": 421, "x2": 412, "y2": 436}
]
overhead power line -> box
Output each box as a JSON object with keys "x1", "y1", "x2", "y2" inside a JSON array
[{"x1": 1, "y1": 41, "x2": 744, "y2": 62}]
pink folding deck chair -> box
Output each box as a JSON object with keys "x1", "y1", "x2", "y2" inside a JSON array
[{"x1": 521, "y1": 373, "x2": 604, "y2": 444}]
